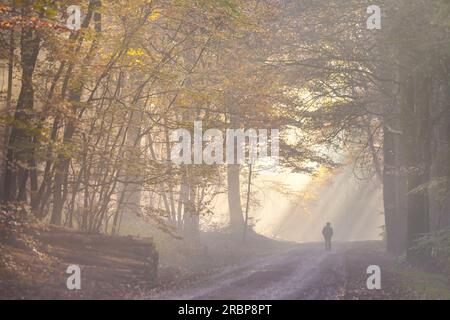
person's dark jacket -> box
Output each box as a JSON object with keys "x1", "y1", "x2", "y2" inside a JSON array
[{"x1": 322, "y1": 226, "x2": 333, "y2": 240}]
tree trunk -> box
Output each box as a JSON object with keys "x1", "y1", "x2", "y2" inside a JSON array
[
  {"x1": 2, "y1": 1, "x2": 41, "y2": 204},
  {"x1": 383, "y1": 122, "x2": 404, "y2": 253},
  {"x1": 227, "y1": 164, "x2": 244, "y2": 229},
  {"x1": 404, "y1": 71, "x2": 432, "y2": 262}
]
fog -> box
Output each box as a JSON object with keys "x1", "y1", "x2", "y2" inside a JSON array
[
  {"x1": 210, "y1": 165, "x2": 383, "y2": 243},
  {"x1": 263, "y1": 166, "x2": 383, "y2": 242}
]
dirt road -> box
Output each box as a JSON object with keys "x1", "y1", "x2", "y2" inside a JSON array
[{"x1": 149, "y1": 243, "x2": 347, "y2": 300}]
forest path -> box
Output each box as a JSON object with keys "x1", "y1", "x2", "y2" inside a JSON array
[{"x1": 148, "y1": 242, "x2": 347, "y2": 300}]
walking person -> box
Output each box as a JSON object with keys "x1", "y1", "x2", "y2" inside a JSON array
[{"x1": 322, "y1": 222, "x2": 333, "y2": 251}]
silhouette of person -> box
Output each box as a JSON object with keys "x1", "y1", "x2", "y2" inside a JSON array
[{"x1": 322, "y1": 222, "x2": 333, "y2": 251}]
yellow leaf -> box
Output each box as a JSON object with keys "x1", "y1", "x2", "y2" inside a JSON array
[
  {"x1": 127, "y1": 48, "x2": 145, "y2": 56},
  {"x1": 148, "y1": 10, "x2": 160, "y2": 22}
]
